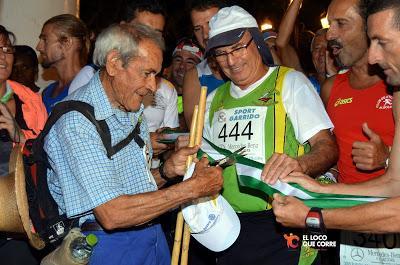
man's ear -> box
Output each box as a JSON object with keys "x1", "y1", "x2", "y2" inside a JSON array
[
  {"x1": 60, "y1": 36, "x2": 74, "y2": 51},
  {"x1": 105, "y1": 50, "x2": 122, "y2": 77}
]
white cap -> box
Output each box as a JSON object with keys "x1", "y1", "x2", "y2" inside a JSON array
[
  {"x1": 182, "y1": 163, "x2": 241, "y2": 252},
  {"x1": 206, "y1": 6, "x2": 258, "y2": 54}
]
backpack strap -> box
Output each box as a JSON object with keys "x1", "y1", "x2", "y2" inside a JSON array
[{"x1": 35, "y1": 100, "x2": 144, "y2": 159}]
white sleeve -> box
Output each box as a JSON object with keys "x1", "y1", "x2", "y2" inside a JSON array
[
  {"x1": 68, "y1": 66, "x2": 96, "y2": 95},
  {"x1": 161, "y1": 85, "x2": 179, "y2": 129},
  {"x1": 282, "y1": 70, "x2": 333, "y2": 144}
]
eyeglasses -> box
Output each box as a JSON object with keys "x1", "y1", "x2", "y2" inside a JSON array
[
  {"x1": 0, "y1": 46, "x2": 15, "y2": 54},
  {"x1": 213, "y1": 37, "x2": 253, "y2": 63}
]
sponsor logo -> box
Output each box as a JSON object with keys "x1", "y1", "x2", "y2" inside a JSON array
[
  {"x1": 376, "y1": 95, "x2": 393, "y2": 110},
  {"x1": 217, "y1": 112, "x2": 226, "y2": 123},
  {"x1": 334, "y1": 97, "x2": 353, "y2": 107}
]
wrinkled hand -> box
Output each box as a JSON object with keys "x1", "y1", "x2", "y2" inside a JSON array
[
  {"x1": 261, "y1": 153, "x2": 303, "y2": 185},
  {"x1": 352, "y1": 123, "x2": 390, "y2": 170},
  {"x1": 175, "y1": 135, "x2": 189, "y2": 151},
  {"x1": 190, "y1": 157, "x2": 223, "y2": 198},
  {"x1": 0, "y1": 103, "x2": 25, "y2": 143},
  {"x1": 150, "y1": 131, "x2": 173, "y2": 156},
  {"x1": 163, "y1": 145, "x2": 199, "y2": 178},
  {"x1": 272, "y1": 193, "x2": 309, "y2": 228}
]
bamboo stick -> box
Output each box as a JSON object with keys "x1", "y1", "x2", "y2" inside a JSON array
[
  {"x1": 171, "y1": 105, "x2": 199, "y2": 265},
  {"x1": 180, "y1": 86, "x2": 208, "y2": 265}
]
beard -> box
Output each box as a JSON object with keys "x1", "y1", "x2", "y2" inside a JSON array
[{"x1": 40, "y1": 52, "x2": 65, "y2": 69}]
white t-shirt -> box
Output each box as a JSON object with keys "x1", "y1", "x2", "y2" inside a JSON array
[
  {"x1": 144, "y1": 78, "x2": 179, "y2": 132},
  {"x1": 68, "y1": 65, "x2": 97, "y2": 95},
  {"x1": 204, "y1": 66, "x2": 333, "y2": 147}
]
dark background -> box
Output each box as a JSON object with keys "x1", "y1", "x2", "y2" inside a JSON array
[{"x1": 80, "y1": 0, "x2": 331, "y2": 67}]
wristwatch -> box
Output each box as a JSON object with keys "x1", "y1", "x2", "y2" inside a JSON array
[{"x1": 305, "y1": 207, "x2": 326, "y2": 234}]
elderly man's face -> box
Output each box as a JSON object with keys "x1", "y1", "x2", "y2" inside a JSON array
[
  {"x1": 110, "y1": 39, "x2": 162, "y2": 112},
  {"x1": 171, "y1": 50, "x2": 200, "y2": 88},
  {"x1": 326, "y1": 0, "x2": 368, "y2": 68},
  {"x1": 213, "y1": 32, "x2": 265, "y2": 89},
  {"x1": 368, "y1": 9, "x2": 400, "y2": 86}
]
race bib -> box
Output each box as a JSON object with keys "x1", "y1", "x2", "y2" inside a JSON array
[
  {"x1": 340, "y1": 231, "x2": 400, "y2": 265},
  {"x1": 212, "y1": 106, "x2": 267, "y2": 163}
]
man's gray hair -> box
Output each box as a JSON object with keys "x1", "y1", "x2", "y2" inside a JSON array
[{"x1": 93, "y1": 23, "x2": 165, "y2": 68}]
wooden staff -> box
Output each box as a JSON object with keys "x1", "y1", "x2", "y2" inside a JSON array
[
  {"x1": 171, "y1": 86, "x2": 208, "y2": 265},
  {"x1": 171, "y1": 105, "x2": 198, "y2": 265},
  {"x1": 180, "y1": 86, "x2": 207, "y2": 265}
]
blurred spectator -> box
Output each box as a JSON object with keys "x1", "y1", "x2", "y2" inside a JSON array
[
  {"x1": 36, "y1": 14, "x2": 90, "y2": 113},
  {"x1": 10, "y1": 45, "x2": 40, "y2": 93},
  {"x1": 170, "y1": 38, "x2": 202, "y2": 129}
]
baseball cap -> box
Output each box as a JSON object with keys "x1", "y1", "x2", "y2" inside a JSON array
[
  {"x1": 173, "y1": 38, "x2": 203, "y2": 61},
  {"x1": 205, "y1": 6, "x2": 258, "y2": 55},
  {"x1": 182, "y1": 163, "x2": 241, "y2": 252},
  {"x1": 263, "y1": 31, "x2": 278, "y2": 41}
]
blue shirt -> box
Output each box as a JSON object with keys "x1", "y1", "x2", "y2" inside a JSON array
[
  {"x1": 45, "y1": 72, "x2": 155, "y2": 223},
  {"x1": 42, "y1": 82, "x2": 70, "y2": 114}
]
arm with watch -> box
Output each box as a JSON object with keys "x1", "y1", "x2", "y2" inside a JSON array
[{"x1": 272, "y1": 193, "x2": 400, "y2": 234}]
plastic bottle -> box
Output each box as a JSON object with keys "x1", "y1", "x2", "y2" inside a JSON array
[
  {"x1": 40, "y1": 228, "x2": 98, "y2": 265},
  {"x1": 70, "y1": 233, "x2": 98, "y2": 263}
]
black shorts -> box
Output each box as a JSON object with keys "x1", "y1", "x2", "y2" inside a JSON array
[{"x1": 215, "y1": 210, "x2": 309, "y2": 265}]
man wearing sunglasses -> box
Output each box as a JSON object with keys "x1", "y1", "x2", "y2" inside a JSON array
[{"x1": 202, "y1": 6, "x2": 338, "y2": 265}]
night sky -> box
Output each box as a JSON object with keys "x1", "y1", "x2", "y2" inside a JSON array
[{"x1": 80, "y1": 0, "x2": 331, "y2": 66}]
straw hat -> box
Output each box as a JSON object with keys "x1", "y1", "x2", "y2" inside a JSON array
[{"x1": 0, "y1": 145, "x2": 45, "y2": 249}]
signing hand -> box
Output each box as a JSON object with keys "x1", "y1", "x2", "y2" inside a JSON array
[
  {"x1": 261, "y1": 153, "x2": 303, "y2": 185},
  {"x1": 150, "y1": 130, "x2": 173, "y2": 156},
  {"x1": 352, "y1": 123, "x2": 390, "y2": 171},
  {"x1": 272, "y1": 193, "x2": 309, "y2": 228}
]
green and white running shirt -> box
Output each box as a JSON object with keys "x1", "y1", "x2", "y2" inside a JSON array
[{"x1": 203, "y1": 66, "x2": 333, "y2": 213}]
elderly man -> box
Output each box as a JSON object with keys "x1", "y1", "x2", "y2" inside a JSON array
[
  {"x1": 202, "y1": 6, "x2": 337, "y2": 265},
  {"x1": 44, "y1": 23, "x2": 223, "y2": 265},
  {"x1": 272, "y1": 0, "x2": 400, "y2": 236}
]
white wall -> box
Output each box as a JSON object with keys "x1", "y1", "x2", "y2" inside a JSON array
[{"x1": 0, "y1": 0, "x2": 78, "y2": 88}]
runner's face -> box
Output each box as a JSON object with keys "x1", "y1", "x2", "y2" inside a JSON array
[
  {"x1": 129, "y1": 11, "x2": 165, "y2": 34},
  {"x1": 312, "y1": 33, "x2": 327, "y2": 75},
  {"x1": 326, "y1": 0, "x2": 368, "y2": 67},
  {"x1": 214, "y1": 32, "x2": 266, "y2": 89},
  {"x1": 171, "y1": 50, "x2": 200, "y2": 88},
  {"x1": 368, "y1": 9, "x2": 400, "y2": 86},
  {"x1": 191, "y1": 7, "x2": 219, "y2": 49},
  {"x1": 0, "y1": 35, "x2": 14, "y2": 83}
]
